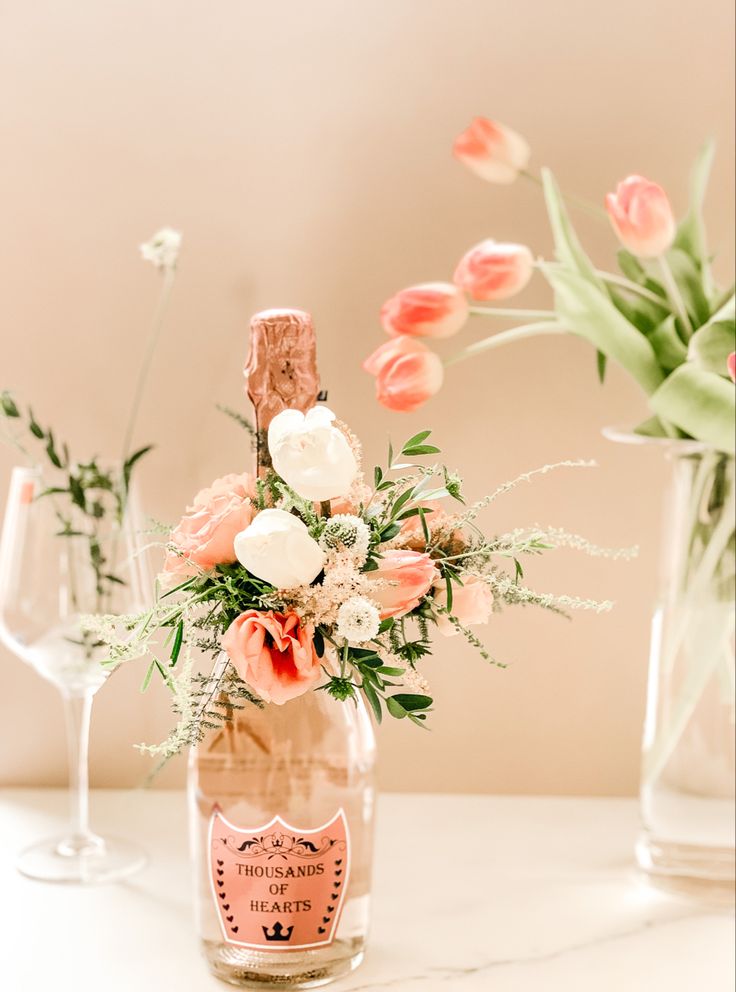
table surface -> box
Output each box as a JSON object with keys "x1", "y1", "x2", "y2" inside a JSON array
[{"x1": 0, "y1": 789, "x2": 733, "y2": 992}]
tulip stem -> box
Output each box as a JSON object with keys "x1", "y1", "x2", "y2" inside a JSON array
[
  {"x1": 592, "y1": 269, "x2": 670, "y2": 308},
  {"x1": 121, "y1": 265, "x2": 177, "y2": 464},
  {"x1": 521, "y1": 170, "x2": 606, "y2": 220},
  {"x1": 444, "y1": 321, "x2": 567, "y2": 367},
  {"x1": 658, "y1": 255, "x2": 694, "y2": 338},
  {"x1": 469, "y1": 306, "x2": 556, "y2": 320}
]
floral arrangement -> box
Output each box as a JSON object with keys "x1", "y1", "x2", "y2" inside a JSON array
[
  {"x1": 363, "y1": 118, "x2": 735, "y2": 454},
  {"x1": 0, "y1": 228, "x2": 182, "y2": 600},
  {"x1": 89, "y1": 402, "x2": 630, "y2": 759}
]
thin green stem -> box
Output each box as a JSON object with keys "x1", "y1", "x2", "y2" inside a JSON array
[
  {"x1": 121, "y1": 266, "x2": 177, "y2": 464},
  {"x1": 468, "y1": 306, "x2": 555, "y2": 320},
  {"x1": 520, "y1": 170, "x2": 606, "y2": 220},
  {"x1": 658, "y1": 255, "x2": 694, "y2": 338},
  {"x1": 444, "y1": 321, "x2": 567, "y2": 368},
  {"x1": 593, "y1": 269, "x2": 668, "y2": 308}
]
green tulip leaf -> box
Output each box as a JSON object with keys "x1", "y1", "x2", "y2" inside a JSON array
[
  {"x1": 688, "y1": 294, "x2": 735, "y2": 376},
  {"x1": 541, "y1": 168, "x2": 605, "y2": 290},
  {"x1": 541, "y1": 264, "x2": 665, "y2": 396},
  {"x1": 673, "y1": 138, "x2": 715, "y2": 296},
  {"x1": 648, "y1": 315, "x2": 688, "y2": 372},
  {"x1": 666, "y1": 248, "x2": 711, "y2": 329},
  {"x1": 650, "y1": 363, "x2": 735, "y2": 453}
]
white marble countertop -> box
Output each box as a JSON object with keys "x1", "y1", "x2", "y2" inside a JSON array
[{"x1": 0, "y1": 789, "x2": 732, "y2": 991}]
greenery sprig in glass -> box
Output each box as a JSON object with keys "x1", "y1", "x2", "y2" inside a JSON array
[{"x1": 0, "y1": 228, "x2": 181, "y2": 601}]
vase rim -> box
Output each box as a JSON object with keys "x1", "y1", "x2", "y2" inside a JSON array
[{"x1": 601, "y1": 425, "x2": 725, "y2": 456}]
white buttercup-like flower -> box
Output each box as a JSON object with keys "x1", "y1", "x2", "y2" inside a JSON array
[
  {"x1": 268, "y1": 406, "x2": 357, "y2": 502},
  {"x1": 336, "y1": 596, "x2": 381, "y2": 644},
  {"x1": 234, "y1": 509, "x2": 325, "y2": 589},
  {"x1": 140, "y1": 227, "x2": 182, "y2": 270}
]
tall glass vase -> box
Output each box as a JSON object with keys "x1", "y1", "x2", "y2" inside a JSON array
[
  {"x1": 188, "y1": 653, "x2": 377, "y2": 989},
  {"x1": 633, "y1": 440, "x2": 735, "y2": 900}
]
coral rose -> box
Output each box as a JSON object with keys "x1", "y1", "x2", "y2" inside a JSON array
[
  {"x1": 433, "y1": 576, "x2": 493, "y2": 636},
  {"x1": 163, "y1": 472, "x2": 256, "y2": 577},
  {"x1": 453, "y1": 117, "x2": 530, "y2": 184},
  {"x1": 222, "y1": 610, "x2": 320, "y2": 704},
  {"x1": 367, "y1": 549, "x2": 439, "y2": 619},
  {"x1": 380, "y1": 282, "x2": 469, "y2": 339},
  {"x1": 453, "y1": 240, "x2": 534, "y2": 301},
  {"x1": 605, "y1": 175, "x2": 676, "y2": 259},
  {"x1": 363, "y1": 336, "x2": 444, "y2": 413}
]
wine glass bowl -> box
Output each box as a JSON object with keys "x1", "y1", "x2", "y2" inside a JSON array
[{"x1": 0, "y1": 464, "x2": 150, "y2": 882}]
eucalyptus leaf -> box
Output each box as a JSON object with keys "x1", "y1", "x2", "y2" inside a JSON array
[{"x1": 650, "y1": 364, "x2": 735, "y2": 453}]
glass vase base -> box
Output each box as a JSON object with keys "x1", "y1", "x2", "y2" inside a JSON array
[
  {"x1": 202, "y1": 938, "x2": 365, "y2": 989},
  {"x1": 636, "y1": 835, "x2": 735, "y2": 907},
  {"x1": 17, "y1": 834, "x2": 147, "y2": 884}
]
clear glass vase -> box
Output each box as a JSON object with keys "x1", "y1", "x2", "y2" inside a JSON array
[
  {"x1": 188, "y1": 654, "x2": 377, "y2": 989},
  {"x1": 631, "y1": 439, "x2": 735, "y2": 901}
]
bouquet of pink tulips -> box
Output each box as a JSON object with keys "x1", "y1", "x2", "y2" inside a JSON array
[{"x1": 363, "y1": 118, "x2": 735, "y2": 454}]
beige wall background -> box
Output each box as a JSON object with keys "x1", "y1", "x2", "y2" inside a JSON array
[{"x1": 0, "y1": 0, "x2": 733, "y2": 794}]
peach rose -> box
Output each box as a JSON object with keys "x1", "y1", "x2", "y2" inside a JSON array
[
  {"x1": 367, "y1": 549, "x2": 439, "y2": 619},
  {"x1": 380, "y1": 282, "x2": 469, "y2": 340},
  {"x1": 728, "y1": 353, "x2": 736, "y2": 383},
  {"x1": 433, "y1": 576, "x2": 493, "y2": 636},
  {"x1": 453, "y1": 240, "x2": 534, "y2": 301},
  {"x1": 605, "y1": 175, "x2": 675, "y2": 259},
  {"x1": 453, "y1": 117, "x2": 530, "y2": 184},
  {"x1": 163, "y1": 472, "x2": 256, "y2": 576},
  {"x1": 363, "y1": 336, "x2": 444, "y2": 413},
  {"x1": 222, "y1": 610, "x2": 320, "y2": 704}
]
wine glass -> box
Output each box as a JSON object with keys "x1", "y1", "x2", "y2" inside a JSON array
[{"x1": 0, "y1": 464, "x2": 149, "y2": 882}]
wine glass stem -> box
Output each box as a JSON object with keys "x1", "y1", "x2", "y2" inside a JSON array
[{"x1": 61, "y1": 691, "x2": 97, "y2": 850}]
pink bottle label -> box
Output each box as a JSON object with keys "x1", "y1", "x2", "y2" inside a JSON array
[{"x1": 209, "y1": 808, "x2": 350, "y2": 950}]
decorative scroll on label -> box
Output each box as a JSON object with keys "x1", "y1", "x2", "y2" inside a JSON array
[{"x1": 209, "y1": 808, "x2": 350, "y2": 950}]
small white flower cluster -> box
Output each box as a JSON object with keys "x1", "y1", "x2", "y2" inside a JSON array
[
  {"x1": 336, "y1": 595, "x2": 380, "y2": 643},
  {"x1": 140, "y1": 227, "x2": 182, "y2": 271}
]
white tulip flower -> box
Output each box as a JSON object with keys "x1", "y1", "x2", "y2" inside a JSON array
[
  {"x1": 234, "y1": 509, "x2": 325, "y2": 589},
  {"x1": 268, "y1": 406, "x2": 357, "y2": 502}
]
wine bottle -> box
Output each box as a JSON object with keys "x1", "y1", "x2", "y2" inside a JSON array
[{"x1": 187, "y1": 309, "x2": 377, "y2": 988}]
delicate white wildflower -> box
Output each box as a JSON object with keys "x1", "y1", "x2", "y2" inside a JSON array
[
  {"x1": 336, "y1": 596, "x2": 380, "y2": 643},
  {"x1": 401, "y1": 666, "x2": 430, "y2": 694},
  {"x1": 140, "y1": 227, "x2": 182, "y2": 270},
  {"x1": 320, "y1": 514, "x2": 371, "y2": 561}
]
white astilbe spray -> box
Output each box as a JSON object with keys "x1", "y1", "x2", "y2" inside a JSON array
[
  {"x1": 336, "y1": 596, "x2": 381, "y2": 643},
  {"x1": 501, "y1": 526, "x2": 639, "y2": 560},
  {"x1": 458, "y1": 460, "x2": 597, "y2": 527},
  {"x1": 491, "y1": 575, "x2": 614, "y2": 613}
]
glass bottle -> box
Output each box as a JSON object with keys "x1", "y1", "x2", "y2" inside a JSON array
[{"x1": 187, "y1": 309, "x2": 378, "y2": 988}]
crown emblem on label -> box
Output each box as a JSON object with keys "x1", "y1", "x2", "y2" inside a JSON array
[{"x1": 262, "y1": 921, "x2": 294, "y2": 942}]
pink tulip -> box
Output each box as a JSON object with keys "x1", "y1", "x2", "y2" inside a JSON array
[
  {"x1": 366, "y1": 549, "x2": 439, "y2": 619},
  {"x1": 605, "y1": 175, "x2": 676, "y2": 258},
  {"x1": 432, "y1": 576, "x2": 493, "y2": 636},
  {"x1": 453, "y1": 117, "x2": 530, "y2": 184},
  {"x1": 728, "y1": 353, "x2": 736, "y2": 382},
  {"x1": 380, "y1": 282, "x2": 469, "y2": 339},
  {"x1": 453, "y1": 240, "x2": 534, "y2": 301},
  {"x1": 363, "y1": 336, "x2": 444, "y2": 413}
]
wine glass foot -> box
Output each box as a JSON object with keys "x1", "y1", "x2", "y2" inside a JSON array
[{"x1": 17, "y1": 834, "x2": 147, "y2": 884}]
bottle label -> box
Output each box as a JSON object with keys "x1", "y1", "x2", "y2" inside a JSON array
[{"x1": 209, "y1": 807, "x2": 350, "y2": 950}]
